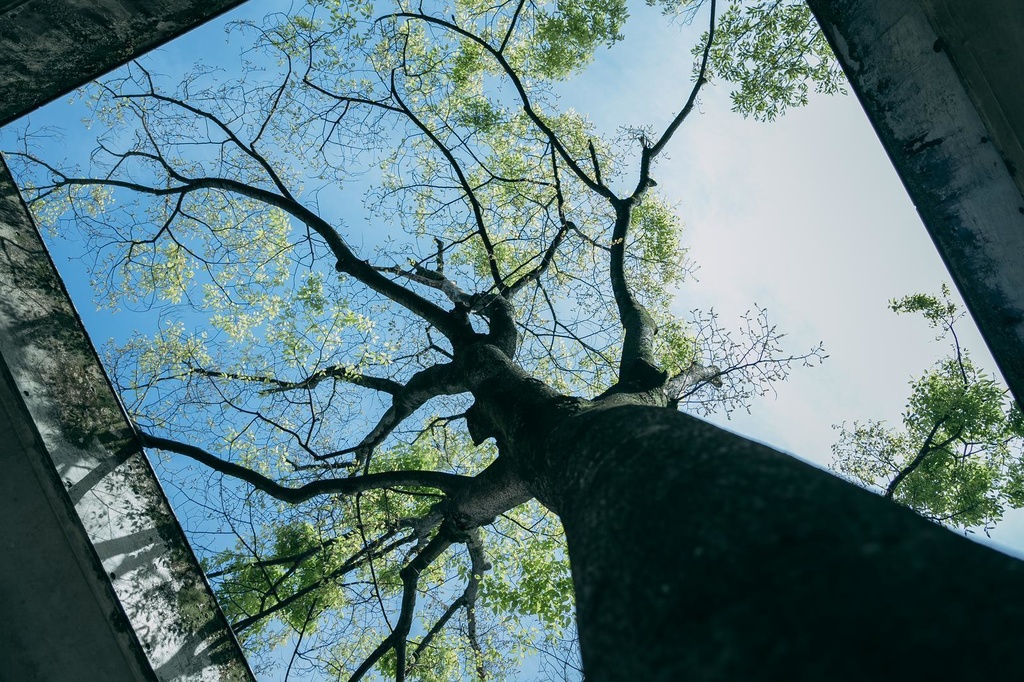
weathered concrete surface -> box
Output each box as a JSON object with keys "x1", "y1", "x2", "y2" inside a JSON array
[
  {"x1": 0, "y1": 155, "x2": 253, "y2": 680},
  {"x1": 0, "y1": 0, "x2": 248, "y2": 126},
  {"x1": 1, "y1": 3, "x2": 258, "y2": 678},
  {"x1": 807, "y1": 0, "x2": 1024, "y2": 408},
  {"x1": 0, "y1": 359, "x2": 155, "y2": 681},
  {"x1": 921, "y1": 1, "x2": 1024, "y2": 201}
]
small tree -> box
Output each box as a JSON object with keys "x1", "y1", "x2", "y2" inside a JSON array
[
  {"x1": 833, "y1": 285, "x2": 1024, "y2": 533},
  {"x1": 10, "y1": 1, "x2": 1024, "y2": 680}
]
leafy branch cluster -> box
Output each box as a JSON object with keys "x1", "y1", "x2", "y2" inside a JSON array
[
  {"x1": 652, "y1": 0, "x2": 845, "y2": 121},
  {"x1": 832, "y1": 285, "x2": 1024, "y2": 532}
]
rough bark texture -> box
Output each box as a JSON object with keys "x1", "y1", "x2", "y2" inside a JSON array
[{"x1": 539, "y1": 404, "x2": 1024, "y2": 680}]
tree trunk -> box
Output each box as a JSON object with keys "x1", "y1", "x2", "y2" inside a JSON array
[{"x1": 535, "y1": 404, "x2": 1024, "y2": 680}]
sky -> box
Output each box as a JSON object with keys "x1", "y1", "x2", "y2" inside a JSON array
[{"x1": 2, "y1": 0, "x2": 1022, "y2": 677}]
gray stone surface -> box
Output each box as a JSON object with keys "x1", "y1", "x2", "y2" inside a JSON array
[
  {"x1": 0, "y1": 359, "x2": 155, "y2": 682},
  {"x1": 921, "y1": 0, "x2": 1024, "y2": 200},
  {"x1": 0, "y1": 0, "x2": 248, "y2": 126}
]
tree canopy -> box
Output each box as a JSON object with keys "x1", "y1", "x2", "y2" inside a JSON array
[{"x1": 6, "y1": 0, "x2": 836, "y2": 679}]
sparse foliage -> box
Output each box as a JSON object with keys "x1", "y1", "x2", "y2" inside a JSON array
[{"x1": 653, "y1": 0, "x2": 845, "y2": 121}]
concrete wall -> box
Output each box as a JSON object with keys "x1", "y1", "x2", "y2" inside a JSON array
[
  {"x1": 808, "y1": 0, "x2": 1024, "y2": 409},
  {"x1": 921, "y1": 0, "x2": 1024, "y2": 201},
  {"x1": 0, "y1": 351, "x2": 155, "y2": 682}
]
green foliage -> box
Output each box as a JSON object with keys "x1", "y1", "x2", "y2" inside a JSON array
[
  {"x1": 890, "y1": 284, "x2": 960, "y2": 335},
  {"x1": 652, "y1": 0, "x2": 845, "y2": 121},
  {"x1": 478, "y1": 503, "x2": 574, "y2": 634},
  {"x1": 653, "y1": 315, "x2": 697, "y2": 375},
  {"x1": 832, "y1": 287, "x2": 1024, "y2": 531},
  {"x1": 533, "y1": 0, "x2": 629, "y2": 78}
]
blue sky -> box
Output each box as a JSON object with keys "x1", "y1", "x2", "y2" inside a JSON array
[
  {"x1": 9, "y1": 1, "x2": 999, "y2": 481},
  {"x1": 3, "y1": 0, "x2": 1021, "y2": 677}
]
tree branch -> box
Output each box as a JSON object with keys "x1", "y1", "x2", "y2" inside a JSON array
[
  {"x1": 186, "y1": 364, "x2": 404, "y2": 396},
  {"x1": 608, "y1": 201, "x2": 661, "y2": 387},
  {"x1": 498, "y1": 0, "x2": 527, "y2": 54},
  {"x1": 604, "y1": 1, "x2": 717, "y2": 388},
  {"x1": 641, "y1": 0, "x2": 717, "y2": 167},
  {"x1": 138, "y1": 432, "x2": 471, "y2": 501},
  {"x1": 666, "y1": 361, "x2": 723, "y2": 400},
  {"x1": 231, "y1": 529, "x2": 414, "y2": 633},
  {"x1": 110, "y1": 63, "x2": 298, "y2": 200},
  {"x1": 316, "y1": 362, "x2": 466, "y2": 469},
  {"x1": 389, "y1": 70, "x2": 506, "y2": 294},
  {"x1": 16, "y1": 155, "x2": 474, "y2": 344},
  {"x1": 349, "y1": 532, "x2": 454, "y2": 682},
  {"x1": 884, "y1": 417, "x2": 960, "y2": 500},
  {"x1": 206, "y1": 532, "x2": 351, "y2": 579},
  {"x1": 506, "y1": 146, "x2": 571, "y2": 297},
  {"x1": 385, "y1": 12, "x2": 617, "y2": 202},
  {"x1": 407, "y1": 528, "x2": 489, "y2": 675}
]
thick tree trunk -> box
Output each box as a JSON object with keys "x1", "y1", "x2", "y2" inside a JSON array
[{"x1": 535, "y1": 404, "x2": 1024, "y2": 680}]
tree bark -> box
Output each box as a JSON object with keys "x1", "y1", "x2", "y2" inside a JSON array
[{"x1": 536, "y1": 404, "x2": 1024, "y2": 680}]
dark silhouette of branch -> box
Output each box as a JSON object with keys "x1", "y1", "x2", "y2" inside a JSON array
[
  {"x1": 642, "y1": 0, "x2": 716, "y2": 165},
  {"x1": 506, "y1": 146, "x2": 571, "y2": 296},
  {"x1": 587, "y1": 140, "x2": 603, "y2": 186},
  {"x1": 231, "y1": 529, "x2": 415, "y2": 633},
  {"x1": 284, "y1": 595, "x2": 320, "y2": 680},
  {"x1": 945, "y1": 310, "x2": 970, "y2": 385},
  {"x1": 498, "y1": 0, "x2": 527, "y2": 53},
  {"x1": 349, "y1": 532, "x2": 454, "y2": 682},
  {"x1": 206, "y1": 532, "x2": 353, "y2": 579},
  {"x1": 607, "y1": 201, "x2": 660, "y2": 384},
  {"x1": 608, "y1": 1, "x2": 717, "y2": 386},
  {"x1": 108, "y1": 62, "x2": 298, "y2": 200},
  {"x1": 189, "y1": 364, "x2": 404, "y2": 396},
  {"x1": 138, "y1": 432, "x2": 471, "y2": 501},
  {"x1": 385, "y1": 11, "x2": 617, "y2": 202},
  {"x1": 407, "y1": 529, "x2": 489, "y2": 676},
  {"x1": 389, "y1": 70, "x2": 506, "y2": 294},
  {"x1": 14, "y1": 152, "x2": 473, "y2": 344},
  {"x1": 317, "y1": 362, "x2": 466, "y2": 469},
  {"x1": 884, "y1": 417, "x2": 961, "y2": 500}
]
